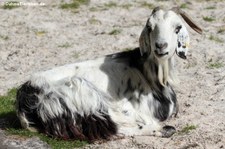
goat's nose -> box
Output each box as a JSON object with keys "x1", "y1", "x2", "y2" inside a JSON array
[{"x1": 155, "y1": 42, "x2": 168, "y2": 50}]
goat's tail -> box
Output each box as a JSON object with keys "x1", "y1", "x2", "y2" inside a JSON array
[{"x1": 16, "y1": 77, "x2": 117, "y2": 141}]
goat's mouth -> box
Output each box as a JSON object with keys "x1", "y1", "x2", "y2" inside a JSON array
[{"x1": 154, "y1": 51, "x2": 169, "y2": 57}]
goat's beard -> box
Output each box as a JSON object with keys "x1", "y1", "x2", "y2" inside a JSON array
[
  {"x1": 158, "y1": 61, "x2": 168, "y2": 86},
  {"x1": 157, "y1": 58, "x2": 178, "y2": 86}
]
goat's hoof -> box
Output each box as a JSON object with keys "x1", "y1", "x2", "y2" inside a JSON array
[{"x1": 161, "y1": 125, "x2": 176, "y2": 138}]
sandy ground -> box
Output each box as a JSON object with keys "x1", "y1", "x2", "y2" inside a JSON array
[{"x1": 0, "y1": 0, "x2": 225, "y2": 148}]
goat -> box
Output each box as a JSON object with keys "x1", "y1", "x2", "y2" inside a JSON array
[{"x1": 16, "y1": 7, "x2": 202, "y2": 141}]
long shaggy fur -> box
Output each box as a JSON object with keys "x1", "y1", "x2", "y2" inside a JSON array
[
  {"x1": 17, "y1": 79, "x2": 117, "y2": 141},
  {"x1": 16, "y1": 7, "x2": 201, "y2": 141}
]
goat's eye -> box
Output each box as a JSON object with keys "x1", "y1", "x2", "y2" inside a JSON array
[
  {"x1": 146, "y1": 24, "x2": 152, "y2": 31},
  {"x1": 146, "y1": 19, "x2": 152, "y2": 31},
  {"x1": 175, "y1": 25, "x2": 182, "y2": 34}
]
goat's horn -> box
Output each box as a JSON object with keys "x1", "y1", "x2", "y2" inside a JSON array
[
  {"x1": 171, "y1": 7, "x2": 203, "y2": 34},
  {"x1": 152, "y1": 6, "x2": 161, "y2": 14}
]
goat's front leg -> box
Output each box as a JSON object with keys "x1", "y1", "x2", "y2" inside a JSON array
[{"x1": 117, "y1": 121, "x2": 176, "y2": 138}]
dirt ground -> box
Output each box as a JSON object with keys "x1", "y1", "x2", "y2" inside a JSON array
[{"x1": 0, "y1": 0, "x2": 225, "y2": 148}]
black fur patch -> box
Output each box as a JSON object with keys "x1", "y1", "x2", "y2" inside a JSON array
[
  {"x1": 128, "y1": 97, "x2": 133, "y2": 102},
  {"x1": 152, "y1": 93, "x2": 170, "y2": 121},
  {"x1": 106, "y1": 48, "x2": 146, "y2": 72},
  {"x1": 117, "y1": 88, "x2": 121, "y2": 96},
  {"x1": 170, "y1": 87, "x2": 179, "y2": 116},
  {"x1": 138, "y1": 82, "x2": 141, "y2": 88},
  {"x1": 16, "y1": 81, "x2": 44, "y2": 130},
  {"x1": 81, "y1": 113, "x2": 117, "y2": 141},
  {"x1": 16, "y1": 81, "x2": 117, "y2": 141},
  {"x1": 138, "y1": 124, "x2": 143, "y2": 129},
  {"x1": 152, "y1": 87, "x2": 177, "y2": 121},
  {"x1": 139, "y1": 88, "x2": 144, "y2": 98},
  {"x1": 44, "y1": 112, "x2": 117, "y2": 141},
  {"x1": 178, "y1": 51, "x2": 186, "y2": 59},
  {"x1": 178, "y1": 41, "x2": 181, "y2": 48},
  {"x1": 123, "y1": 78, "x2": 136, "y2": 94}
]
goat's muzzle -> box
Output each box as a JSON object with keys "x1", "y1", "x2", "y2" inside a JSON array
[{"x1": 154, "y1": 51, "x2": 169, "y2": 57}]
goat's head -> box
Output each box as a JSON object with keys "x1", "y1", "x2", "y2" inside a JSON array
[{"x1": 139, "y1": 7, "x2": 202, "y2": 62}]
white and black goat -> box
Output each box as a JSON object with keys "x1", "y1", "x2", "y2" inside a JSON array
[{"x1": 16, "y1": 7, "x2": 202, "y2": 141}]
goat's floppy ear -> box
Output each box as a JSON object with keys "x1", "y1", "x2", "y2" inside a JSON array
[
  {"x1": 139, "y1": 7, "x2": 162, "y2": 57},
  {"x1": 172, "y1": 7, "x2": 202, "y2": 59},
  {"x1": 139, "y1": 23, "x2": 151, "y2": 57},
  {"x1": 176, "y1": 25, "x2": 190, "y2": 59}
]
